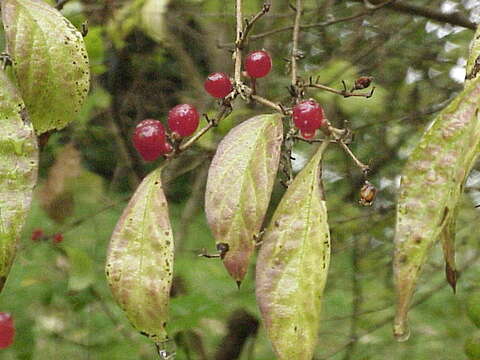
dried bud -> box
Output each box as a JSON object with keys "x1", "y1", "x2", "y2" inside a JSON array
[
  {"x1": 359, "y1": 181, "x2": 377, "y2": 206},
  {"x1": 354, "y1": 76, "x2": 373, "y2": 90},
  {"x1": 216, "y1": 243, "x2": 230, "y2": 259}
]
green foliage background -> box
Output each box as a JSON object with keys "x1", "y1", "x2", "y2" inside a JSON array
[{"x1": 1, "y1": 0, "x2": 480, "y2": 359}]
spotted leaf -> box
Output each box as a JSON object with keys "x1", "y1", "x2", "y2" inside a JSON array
[
  {"x1": 105, "y1": 168, "x2": 174, "y2": 343},
  {"x1": 205, "y1": 114, "x2": 283, "y2": 284},
  {"x1": 0, "y1": 69, "x2": 38, "y2": 293},
  {"x1": 256, "y1": 142, "x2": 330, "y2": 360},
  {"x1": 1, "y1": 0, "x2": 90, "y2": 134}
]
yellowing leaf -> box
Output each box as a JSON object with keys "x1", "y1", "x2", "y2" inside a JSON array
[
  {"x1": 0, "y1": 69, "x2": 38, "y2": 292},
  {"x1": 393, "y1": 26, "x2": 480, "y2": 341},
  {"x1": 105, "y1": 168, "x2": 173, "y2": 343},
  {"x1": 256, "y1": 142, "x2": 330, "y2": 360},
  {"x1": 205, "y1": 114, "x2": 283, "y2": 283},
  {"x1": 1, "y1": 0, "x2": 90, "y2": 134}
]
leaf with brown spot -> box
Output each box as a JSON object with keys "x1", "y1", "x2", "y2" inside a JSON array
[
  {"x1": 256, "y1": 142, "x2": 330, "y2": 360},
  {"x1": 1, "y1": 0, "x2": 90, "y2": 134},
  {"x1": 393, "y1": 26, "x2": 480, "y2": 341},
  {"x1": 105, "y1": 167, "x2": 173, "y2": 343},
  {"x1": 0, "y1": 69, "x2": 38, "y2": 293},
  {"x1": 205, "y1": 114, "x2": 283, "y2": 283}
]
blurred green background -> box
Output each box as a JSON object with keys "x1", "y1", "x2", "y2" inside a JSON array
[{"x1": 2, "y1": 0, "x2": 480, "y2": 359}]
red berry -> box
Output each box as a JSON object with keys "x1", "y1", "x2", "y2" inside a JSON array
[
  {"x1": 0, "y1": 312, "x2": 14, "y2": 349},
  {"x1": 245, "y1": 50, "x2": 272, "y2": 78},
  {"x1": 132, "y1": 119, "x2": 172, "y2": 161},
  {"x1": 168, "y1": 104, "x2": 200, "y2": 137},
  {"x1": 31, "y1": 228, "x2": 44, "y2": 242},
  {"x1": 52, "y1": 233, "x2": 64, "y2": 244},
  {"x1": 292, "y1": 100, "x2": 325, "y2": 132},
  {"x1": 204, "y1": 72, "x2": 233, "y2": 98}
]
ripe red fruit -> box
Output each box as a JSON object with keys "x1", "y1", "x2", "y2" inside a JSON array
[
  {"x1": 31, "y1": 228, "x2": 44, "y2": 242},
  {"x1": 245, "y1": 50, "x2": 272, "y2": 78},
  {"x1": 0, "y1": 312, "x2": 14, "y2": 349},
  {"x1": 292, "y1": 100, "x2": 325, "y2": 132},
  {"x1": 204, "y1": 72, "x2": 233, "y2": 98},
  {"x1": 132, "y1": 119, "x2": 172, "y2": 161},
  {"x1": 168, "y1": 104, "x2": 200, "y2": 137},
  {"x1": 52, "y1": 233, "x2": 64, "y2": 244}
]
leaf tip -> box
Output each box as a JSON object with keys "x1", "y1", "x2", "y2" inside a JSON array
[
  {"x1": 445, "y1": 264, "x2": 457, "y2": 294},
  {"x1": 393, "y1": 320, "x2": 410, "y2": 342}
]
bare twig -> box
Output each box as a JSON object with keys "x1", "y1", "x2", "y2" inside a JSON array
[
  {"x1": 351, "y1": 0, "x2": 476, "y2": 30},
  {"x1": 291, "y1": 0, "x2": 303, "y2": 88},
  {"x1": 250, "y1": 0, "x2": 393, "y2": 41},
  {"x1": 234, "y1": 0, "x2": 244, "y2": 84},
  {"x1": 308, "y1": 81, "x2": 375, "y2": 98},
  {"x1": 178, "y1": 100, "x2": 232, "y2": 152},
  {"x1": 239, "y1": 3, "x2": 271, "y2": 49},
  {"x1": 337, "y1": 139, "x2": 370, "y2": 174}
]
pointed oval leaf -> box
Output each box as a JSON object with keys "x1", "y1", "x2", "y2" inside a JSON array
[
  {"x1": 1, "y1": 0, "x2": 90, "y2": 134},
  {"x1": 105, "y1": 168, "x2": 174, "y2": 343},
  {"x1": 205, "y1": 114, "x2": 283, "y2": 283},
  {"x1": 0, "y1": 69, "x2": 38, "y2": 292},
  {"x1": 394, "y1": 28, "x2": 480, "y2": 341},
  {"x1": 256, "y1": 142, "x2": 330, "y2": 360}
]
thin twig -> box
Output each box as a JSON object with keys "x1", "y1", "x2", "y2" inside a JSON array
[
  {"x1": 55, "y1": 0, "x2": 72, "y2": 10},
  {"x1": 291, "y1": 0, "x2": 303, "y2": 87},
  {"x1": 178, "y1": 100, "x2": 232, "y2": 152},
  {"x1": 337, "y1": 139, "x2": 370, "y2": 174},
  {"x1": 238, "y1": 3, "x2": 271, "y2": 49},
  {"x1": 234, "y1": 0, "x2": 244, "y2": 84},
  {"x1": 308, "y1": 82, "x2": 375, "y2": 98},
  {"x1": 250, "y1": 0, "x2": 393, "y2": 41}
]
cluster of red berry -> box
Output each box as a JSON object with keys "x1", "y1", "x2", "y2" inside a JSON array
[
  {"x1": 0, "y1": 312, "x2": 14, "y2": 349},
  {"x1": 31, "y1": 229, "x2": 64, "y2": 244},
  {"x1": 132, "y1": 49, "x2": 326, "y2": 161}
]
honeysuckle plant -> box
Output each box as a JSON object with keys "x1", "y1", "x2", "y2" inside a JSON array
[{"x1": 2, "y1": 0, "x2": 479, "y2": 359}]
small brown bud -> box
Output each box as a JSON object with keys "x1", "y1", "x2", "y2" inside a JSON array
[
  {"x1": 354, "y1": 76, "x2": 373, "y2": 90},
  {"x1": 216, "y1": 242, "x2": 230, "y2": 259},
  {"x1": 359, "y1": 181, "x2": 377, "y2": 206}
]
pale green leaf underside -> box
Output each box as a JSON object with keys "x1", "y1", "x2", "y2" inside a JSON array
[
  {"x1": 393, "y1": 26, "x2": 480, "y2": 341},
  {"x1": 256, "y1": 142, "x2": 330, "y2": 360},
  {"x1": 2, "y1": 0, "x2": 90, "y2": 134},
  {"x1": 205, "y1": 114, "x2": 283, "y2": 282},
  {"x1": 0, "y1": 69, "x2": 38, "y2": 293},
  {"x1": 106, "y1": 168, "x2": 174, "y2": 342}
]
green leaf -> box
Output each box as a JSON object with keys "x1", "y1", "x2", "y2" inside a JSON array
[
  {"x1": 0, "y1": 69, "x2": 38, "y2": 293},
  {"x1": 105, "y1": 167, "x2": 174, "y2": 344},
  {"x1": 393, "y1": 26, "x2": 480, "y2": 341},
  {"x1": 1, "y1": 0, "x2": 90, "y2": 134},
  {"x1": 256, "y1": 142, "x2": 330, "y2": 360},
  {"x1": 63, "y1": 246, "x2": 95, "y2": 292},
  {"x1": 141, "y1": 0, "x2": 170, "y2": 44},
  {"x1": 205, "y1": 114, "x2": 283, "y2": 283}
]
